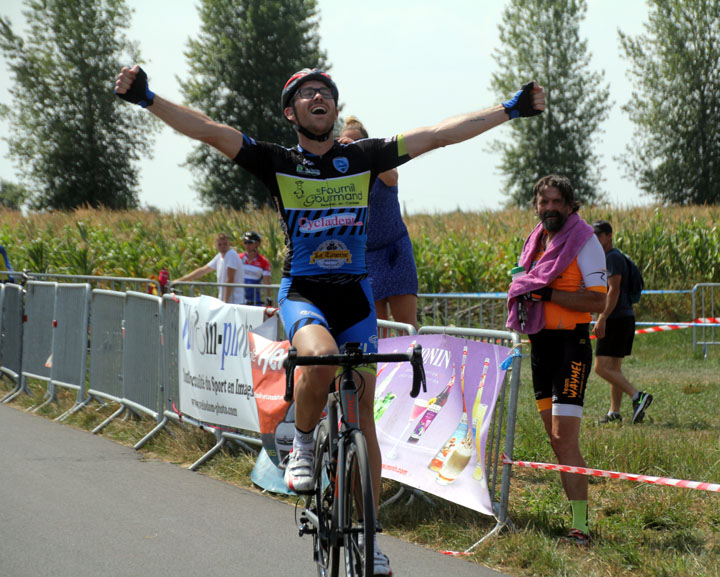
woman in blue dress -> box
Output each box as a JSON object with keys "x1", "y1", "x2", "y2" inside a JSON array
[{"x1": 339, "y1": 116, "x2": 418, "y2": 329}]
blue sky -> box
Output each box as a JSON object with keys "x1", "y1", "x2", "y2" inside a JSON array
[{"x1": 0, "y1": 0, "x2": 650, "y2": 213}]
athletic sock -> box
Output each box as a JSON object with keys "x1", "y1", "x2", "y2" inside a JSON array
[
  {"x1": 570, "y1": 500, "x2": 589, "y2": 535},
  {"x1": 293, "y1": 426, "x2": 315, "y2": 452},
  {"x1": 631, "y1": 392, "x2": 640, "y2": 401}
]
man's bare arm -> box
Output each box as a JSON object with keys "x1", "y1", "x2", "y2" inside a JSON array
[
  {"x1": 176, "y1": 265, "x2": 213, "y2": 283},
  {"x1": 115, "y1": 65, "x2": 244, "y2": 159},
  {"x1": 598, "y1": 275, "x2": 621, "y2": 319},
  {"x1": 377, "y1": 168, "x2": 399, "y2": 187},
  {"x1": 551, "y1": 289, "x2": 607, "y2": 314},
  {"x1": 402, "y1": 82, "x2": 545, "y2": 159},
  {"x1": 148, "y1": 96, "x2": 244, "y2": 159}
]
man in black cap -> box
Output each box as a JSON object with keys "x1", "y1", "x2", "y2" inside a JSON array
[{"x1": 592, "y1": 220, "x2": 653, "y2": 425}]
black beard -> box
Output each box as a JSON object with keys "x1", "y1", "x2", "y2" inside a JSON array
[{"x1": 541, "y1": 211, "x2": 567, "y2": 233}]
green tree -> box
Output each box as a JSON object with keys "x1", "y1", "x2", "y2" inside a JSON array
[
  {"x1": 0, "y1": 0, "x2": 155, "y2": 210},
  {"x1": 0, "y1": 179, "x2": 29, "y2": 211},
  {"x1": 491, "y1": 0, "x2": 611, "y2": 207},
  {"x1": 620, "y1": 0, "x2": 720, "y2": 205},
  {"x1": 180, "y1": 0, "x2": 330, "y2": 209}
]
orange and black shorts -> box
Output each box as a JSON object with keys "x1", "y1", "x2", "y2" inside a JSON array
[{"x1": 528, "y1": 324, "x2": 592, "y2": 418}]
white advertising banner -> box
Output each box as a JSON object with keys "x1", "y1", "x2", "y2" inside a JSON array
[{"x1": 178, "y1": 295, "x2": 268, "y2": 430}]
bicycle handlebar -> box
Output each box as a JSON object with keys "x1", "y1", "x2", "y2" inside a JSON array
[{"x1": 283, "y1": 343, "x2": 427, "y2": 403}]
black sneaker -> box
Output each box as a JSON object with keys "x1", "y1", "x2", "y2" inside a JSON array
[
  {"x1": 600, "y1": 412, "x2": 622, "y2": 424},
  {"x1": 632, "y1": 392, "x2": 653, "y2": 424}
]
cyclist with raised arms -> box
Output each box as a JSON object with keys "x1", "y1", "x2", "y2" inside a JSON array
[{"x1": 115, "y1": 65, "x2": 545, "y2": 576}]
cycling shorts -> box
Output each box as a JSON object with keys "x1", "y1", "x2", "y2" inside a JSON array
[
  {"x1": 278, "y1": 277, "x2": 379, "y2": 357},
  {"x1": 595, "y1": 316, "x2": 635, "y2": 358},
  {"x1": 528, "y1": 324, "x2": 592, "y2": 418}
]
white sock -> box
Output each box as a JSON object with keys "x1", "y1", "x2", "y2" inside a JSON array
[
  {"x1": 631, "y1": 392, "x2": 639, "y2": 401},
  {"x1": 293, "y1": 427, "x2": 314, "y2": 452}
]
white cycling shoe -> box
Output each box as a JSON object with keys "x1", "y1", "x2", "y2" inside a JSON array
[{"x1": 282, "y1": 448, "x2": 314, "y2": 493}]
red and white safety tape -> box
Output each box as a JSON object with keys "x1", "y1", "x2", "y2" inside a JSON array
[
  {"x1": 634, "y1": 317, "x2": 719, "y2": 335},
  {"x1": 587, "y1": 317, "x2": 720, "y2": 339},
  {"x1": 634, "y1": 323, "x2": 689, "y2": 335},
  {"x1": 502, "y1": 453, "x2": 720, "y2": 493}
]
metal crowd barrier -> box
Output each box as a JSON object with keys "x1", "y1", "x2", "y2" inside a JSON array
[
  {"x1": 377, "y1": 319, "x2": 417, "y2": 338},
  {"x1": 418, "y1": 325, "x2": 522, "y2": 545},
  {"x1": 3, "y1": 282, "x2": 91, "y2": 413},
  {"x1": 93, "y1": 292, "x2": 163, "y2": 437},
  {"x1": 87, "y1": 290, "x2": 125, "y2": 407},
  {"x1": 13, "y1": 281, "x2": 54, "y2": 405},
  {"x1": 0, "y1": 284, "x2": 24, "y2": 399},
  {"x1": 418, "y1": 292, "x2": 509, "y2": 331},
  {"x1": 48, "y1": 283, "x2": 91, "y2": 419},
  {"x1": 134, "y1": 295, "x2": 277, "y2": 464},
  {"x1": 26, "y1": 272, "x2": 160, "y2": 295},
  {"x1": 692, "y1": 283, "x2": 720, "y2": 357},
  {"x1": 139, "y1": 293, "x2": 219, "y2": 457}
]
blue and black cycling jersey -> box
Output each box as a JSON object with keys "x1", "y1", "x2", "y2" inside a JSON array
[{"x1": 233, "y1": 134, "x2": 411, "y2": 283}]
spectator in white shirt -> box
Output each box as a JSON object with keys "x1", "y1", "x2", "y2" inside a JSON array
[{"x1": 177, "y1": 233, "x2": 245, "y2": 304}]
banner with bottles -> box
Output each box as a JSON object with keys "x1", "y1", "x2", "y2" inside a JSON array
[{"x1": 376, "y1": 334, "x2": 510, "y2": 516}]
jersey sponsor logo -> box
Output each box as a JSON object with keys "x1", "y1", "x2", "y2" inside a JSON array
[
  {"x1": 277, "y1": 173, "x2": 370, "y2": 209},
  {"x1": 299, "y1": 309, "x2": 325, "y2": 321},
  {"x1": 333, "y1": 156, "x2": 349, "y2": 174},
  {"x1": 298, "y1": 212, "x2": 363, "y2": 233},
  {"x1": 293, "y1": 180, "x2": 305, "y2": 199},
  {"x1": 563, "y1": 360, "x2": 586, "y2": 398},
  {"x1": 296, "y1": 163, "x2": 321, "y2": 177},
  {"x1": 309, "y1": 239, "x2": 352, "y2": 269}
]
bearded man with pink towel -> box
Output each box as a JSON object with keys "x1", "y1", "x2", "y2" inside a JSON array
[{"x1": 507, "y1": 174, "x2": 607, "y2": 546}]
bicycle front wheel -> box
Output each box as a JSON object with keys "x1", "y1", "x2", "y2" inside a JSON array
[
  {"x1": 311, "y1": 419, "x2": 340, "y2": 577},
  {"x1": 341, "y1": 430, "x2": 375, "y2": 577}
]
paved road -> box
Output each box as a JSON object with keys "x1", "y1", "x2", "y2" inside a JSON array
[{"x1": 0, "y1": 403, "x2": 511, "y2": 577}]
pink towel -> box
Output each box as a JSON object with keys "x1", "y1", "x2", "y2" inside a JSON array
[{"x1": 506, "y1": 213, "x2": 594, "y2": 334}]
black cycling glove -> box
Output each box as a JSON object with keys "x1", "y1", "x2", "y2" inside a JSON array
[
  {"x1": 521, "y1": 287, "x2": 553, "y2": 302},
  {"x1": 115, "y1": 67, "x2": 155, "y2": 108},
  {"x1": 502, "y1": 81, "x2": 541, "y2": 119}
]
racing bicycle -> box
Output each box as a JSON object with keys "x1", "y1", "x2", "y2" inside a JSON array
[{"x1": 284, "y1": 342, "x2": 426, "y2": 577}]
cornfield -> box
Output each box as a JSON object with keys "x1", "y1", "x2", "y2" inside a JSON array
[{"x1": 1, "y1": 204, "x2": 718, "y2": 313}]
